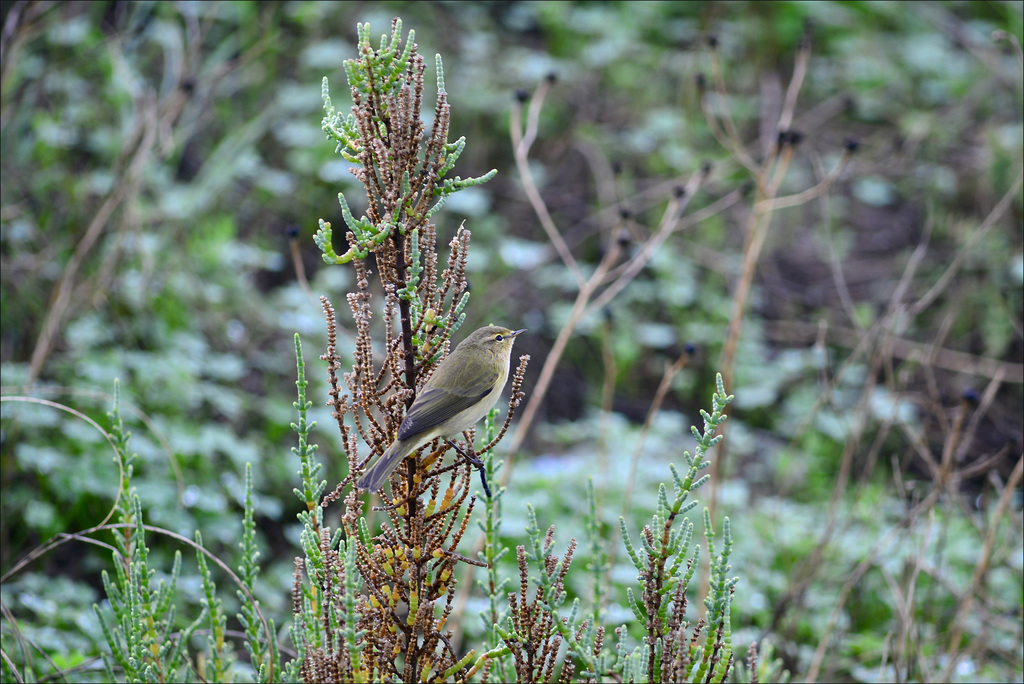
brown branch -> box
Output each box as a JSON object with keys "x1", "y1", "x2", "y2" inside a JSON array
[{"x1": 510, "y1": 80, "x2": 586, "y2": 289}]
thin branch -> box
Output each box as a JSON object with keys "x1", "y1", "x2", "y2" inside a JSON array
[
  {"x1": 909, "y1": 166, "x2": 1024, "y2": 316},
  {"x1": 762, "y1": 322, "x2": 1024, "y2": 383},
  {"x1": 510, "y1": 82, "x2": 586, "y2": 289},
  {"x1": 938, "y1": 454, "x2": 1024, "y2": 682},
  {"x1": 584, "y1": 168, "x2": 707, "y2": 316},
  {"x1": 707, "y1": 44, "x2": 760, "y2": 175},
  {"x1": 27, "y1": 94, "x2": 158, "y2": 383},
  {"x1": 752, "y1": 149, "x2": 852, "y2": 213},
  {"x1": 502, "y1": 228, "x2": 629, "y2": 473}
]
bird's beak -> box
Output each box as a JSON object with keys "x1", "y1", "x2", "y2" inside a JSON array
[{"x1": 510, "y1": 328, "x2": 527, "y2": 338}]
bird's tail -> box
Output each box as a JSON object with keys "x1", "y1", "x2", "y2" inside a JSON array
[{"x1": 356, "y1": 439, "x2": 414, "y2": 492}]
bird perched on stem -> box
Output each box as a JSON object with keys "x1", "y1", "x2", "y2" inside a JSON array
[{"x1": 357, "y1": 325, "x2": 526, "y2": 492}]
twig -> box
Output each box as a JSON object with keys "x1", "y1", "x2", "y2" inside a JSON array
[
  {"x1": 805, "y1": 487, "x2": 942, "y2": 683},
  {"x1": 584, "y1": 169, "x2": 707, "y2": 317},
  {"x1": 909, "y1": 167, "x2": 1023, "y2": 316},
  {"x1": 707, "y1": 43, "x2": 760, "y2": 175},
  {"x1": 501, "y1": 225, "x2": 629, "y2": 474},
  {"x1": 619, "y1": 349, "x2": 692, "y2": 521},
  {"x1": 938, "y1": 454, "x2": 1024, "y2": 682},
  {"x1": 27, "y1": 95, "x2": 158, "y2": 383},
  {"x1": 752, "y1": 149, "x2": 852, "y2": 213},
  {"x1": 510, "y1": 81, "x2": 585, "y2": 289}
]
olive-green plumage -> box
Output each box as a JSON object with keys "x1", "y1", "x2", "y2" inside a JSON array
[{"x1": 357, "y1": 325, "x2": 526, "y2": 492}]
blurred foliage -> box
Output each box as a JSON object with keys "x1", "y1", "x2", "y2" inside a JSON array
[{"x1": 1, "y1": 2, "x2": 1022, "y2": 682}]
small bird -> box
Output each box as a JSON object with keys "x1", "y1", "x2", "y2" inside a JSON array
[{"x1": 357, "y1": 325, "x2": 526, "y2": 492}]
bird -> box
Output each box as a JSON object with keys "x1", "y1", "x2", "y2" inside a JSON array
[{"x1": 356, "y1": 325, "x2": 526, "y2": 492}]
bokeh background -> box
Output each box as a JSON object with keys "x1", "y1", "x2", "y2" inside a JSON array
[{"x1": 2, "y1": 2, "x2": 1022, "y2": 682}]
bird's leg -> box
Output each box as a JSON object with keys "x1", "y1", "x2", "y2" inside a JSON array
[
  {"x1": 445, "y1": 439, "x2": 493, "y2": 499},
  {"x1": 445, "y1": 439, "x2": 482, "y2": 466}
]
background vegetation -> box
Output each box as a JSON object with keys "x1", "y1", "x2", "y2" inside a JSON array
[{"x1": 2, "y1": 1, "x2": 1021, "y2": 682}]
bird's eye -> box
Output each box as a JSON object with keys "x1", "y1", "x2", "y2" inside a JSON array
[{"x1": 495, "y1": 334, "x2": 503, "y2": 341}]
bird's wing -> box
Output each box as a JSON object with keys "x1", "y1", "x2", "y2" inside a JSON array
[{"x1": 397, "y1": 358, "x2": 499, "y2": 441}]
